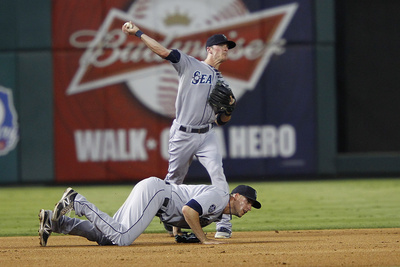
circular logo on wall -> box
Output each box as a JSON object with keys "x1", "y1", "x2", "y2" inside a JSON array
[{"x1": 0, "y1": 86, "x2": 19, "y2": 156}]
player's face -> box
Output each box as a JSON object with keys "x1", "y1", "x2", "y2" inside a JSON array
[
  {"x1": 232, "y1": 194, "x2": 253, "y2": 218},
  {"x1": 209, "y1": 43, "x2": 229, "y2": 62}
]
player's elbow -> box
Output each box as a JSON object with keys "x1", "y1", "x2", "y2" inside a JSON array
[
  {"x1": 182, "y1": 205, "x2": 191, "y2": 216},
  {"x1": 182, "y1": 205, "x2": 199, "y2": 217},
  {"x1": 158, "y1": 48, "x2": 172, "y2": 59}
]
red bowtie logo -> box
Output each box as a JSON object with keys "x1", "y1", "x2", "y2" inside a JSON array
[{"x1": 67, "y1": 4, "x2": 297, "y2": 96}]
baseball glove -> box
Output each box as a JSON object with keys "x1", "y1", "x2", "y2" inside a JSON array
[
  {"x1": 208, "y1": 81, "x2": 236, "y2": 114},
  {"x1": 175, "y1": 232, "x2": 201, "y2": 243}
]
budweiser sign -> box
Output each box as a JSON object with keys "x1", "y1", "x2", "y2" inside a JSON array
[
  {"x1": 67, "y1": 0, "x2": 298, "y2": 118},
  {"x1": 53, "y1": 0, "x2": 302, "y2": 182}
]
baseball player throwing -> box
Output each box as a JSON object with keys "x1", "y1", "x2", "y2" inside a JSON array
[
  {"x1": 122, "y1": 22, "x2": 237, "y2": 238},
  {"x1": 38, "y1": 177, "x2": 261, "y2": 246}
]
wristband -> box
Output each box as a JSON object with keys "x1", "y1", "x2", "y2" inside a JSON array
[{"x1": 135, "y1": 30, "x2": 144, "y2": 38}]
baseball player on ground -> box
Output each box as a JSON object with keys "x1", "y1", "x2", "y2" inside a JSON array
[
  {"x1": 38, "y1": 177, "x2": 261, "y2": 246},
  {"x1": 122, "y1": 22, "x2": 237, "y2": 238}
]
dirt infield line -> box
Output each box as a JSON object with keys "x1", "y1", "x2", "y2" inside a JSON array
[{"x1": 0, "y1": 229, "x2": 399, "y2": 266}]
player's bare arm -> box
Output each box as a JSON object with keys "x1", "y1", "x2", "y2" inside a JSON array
[
  {"x1": 182, "y1": 205, "x2": 224, "y2": 245},
  {"x1": 122, "y1": 21, "x2": 171, "y2": 59}
]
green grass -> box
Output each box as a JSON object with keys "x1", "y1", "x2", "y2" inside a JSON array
[{"x1": 0, "y1": 178, "x2": 399, "y2": 237}]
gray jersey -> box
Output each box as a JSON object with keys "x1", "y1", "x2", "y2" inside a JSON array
[
  {"x1": 171, "y1": 50, "x2": 228, "y2": 126},
  {"x1": 160, "y1": 183, "x2": 229, "y2": 229}
]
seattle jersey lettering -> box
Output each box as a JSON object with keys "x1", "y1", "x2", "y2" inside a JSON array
[{"x1": 191, "y1": 71, "x2": 212, "y2": 84}]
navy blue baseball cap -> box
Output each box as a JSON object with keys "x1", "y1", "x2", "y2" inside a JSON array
[
  {"x1": 231, "y1": 185, "x2": 261, "y2": 209},
  {"x1": 206, "y1": 34, "x2": 236, "y2": 49}
]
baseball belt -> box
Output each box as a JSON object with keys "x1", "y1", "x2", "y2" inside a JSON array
[{"x1": 179, "y1": 124, "x2": 214, "y2": 134}]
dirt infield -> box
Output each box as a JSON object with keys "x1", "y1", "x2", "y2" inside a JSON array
[{"x1": 1, "y1": 229, "x2": 399, "y2": 266}]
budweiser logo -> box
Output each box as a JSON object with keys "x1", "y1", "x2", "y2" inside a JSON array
[{"x1": 67, "y1": 0, "x2": 298, "y2": 118}]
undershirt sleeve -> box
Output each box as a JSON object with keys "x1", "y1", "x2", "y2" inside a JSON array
[
  {"x1": 165, "y1": 49, "x2": 181, "y2": 63},
  {"x1": 185, "y1": 199, "x2": 203, "y2": 215}
]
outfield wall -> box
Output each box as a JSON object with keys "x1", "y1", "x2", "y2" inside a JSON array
[{"x1": 0, "y1": 0, "x2": 398, "y2": 184}]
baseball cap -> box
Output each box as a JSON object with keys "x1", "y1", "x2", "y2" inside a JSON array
[
  {"x1": 231, "y1": 185, "x2": 261, "y2": 209},
  {"x1": 206, "y1": 34, "x2": 236, "y2": 49}
]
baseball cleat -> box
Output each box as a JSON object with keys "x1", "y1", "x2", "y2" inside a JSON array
[
  {"x1": 38, "y1": 209, "x2": 52, "y2": 247},
  {"x1": 214, "y1": 227, "x2": 232, "y2": 239},
  {"x1": 52, "y1": 187, "x2": 77, "y2": 221}
]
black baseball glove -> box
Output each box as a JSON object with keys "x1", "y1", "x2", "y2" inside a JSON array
[
  {"x1": 208, "y1": 81, "x2": 236, "y2": 115},
  {"x1": 175, "y1": 232, "x2": 201, "y2": 243}
]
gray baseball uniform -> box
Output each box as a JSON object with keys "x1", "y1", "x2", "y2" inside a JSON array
[
  {"x1": 49, "y1": 177, "x2": 229, "y2": 246},
  {"x1": 164, "y1": 49, "x2": 231, "y2": 230}
]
